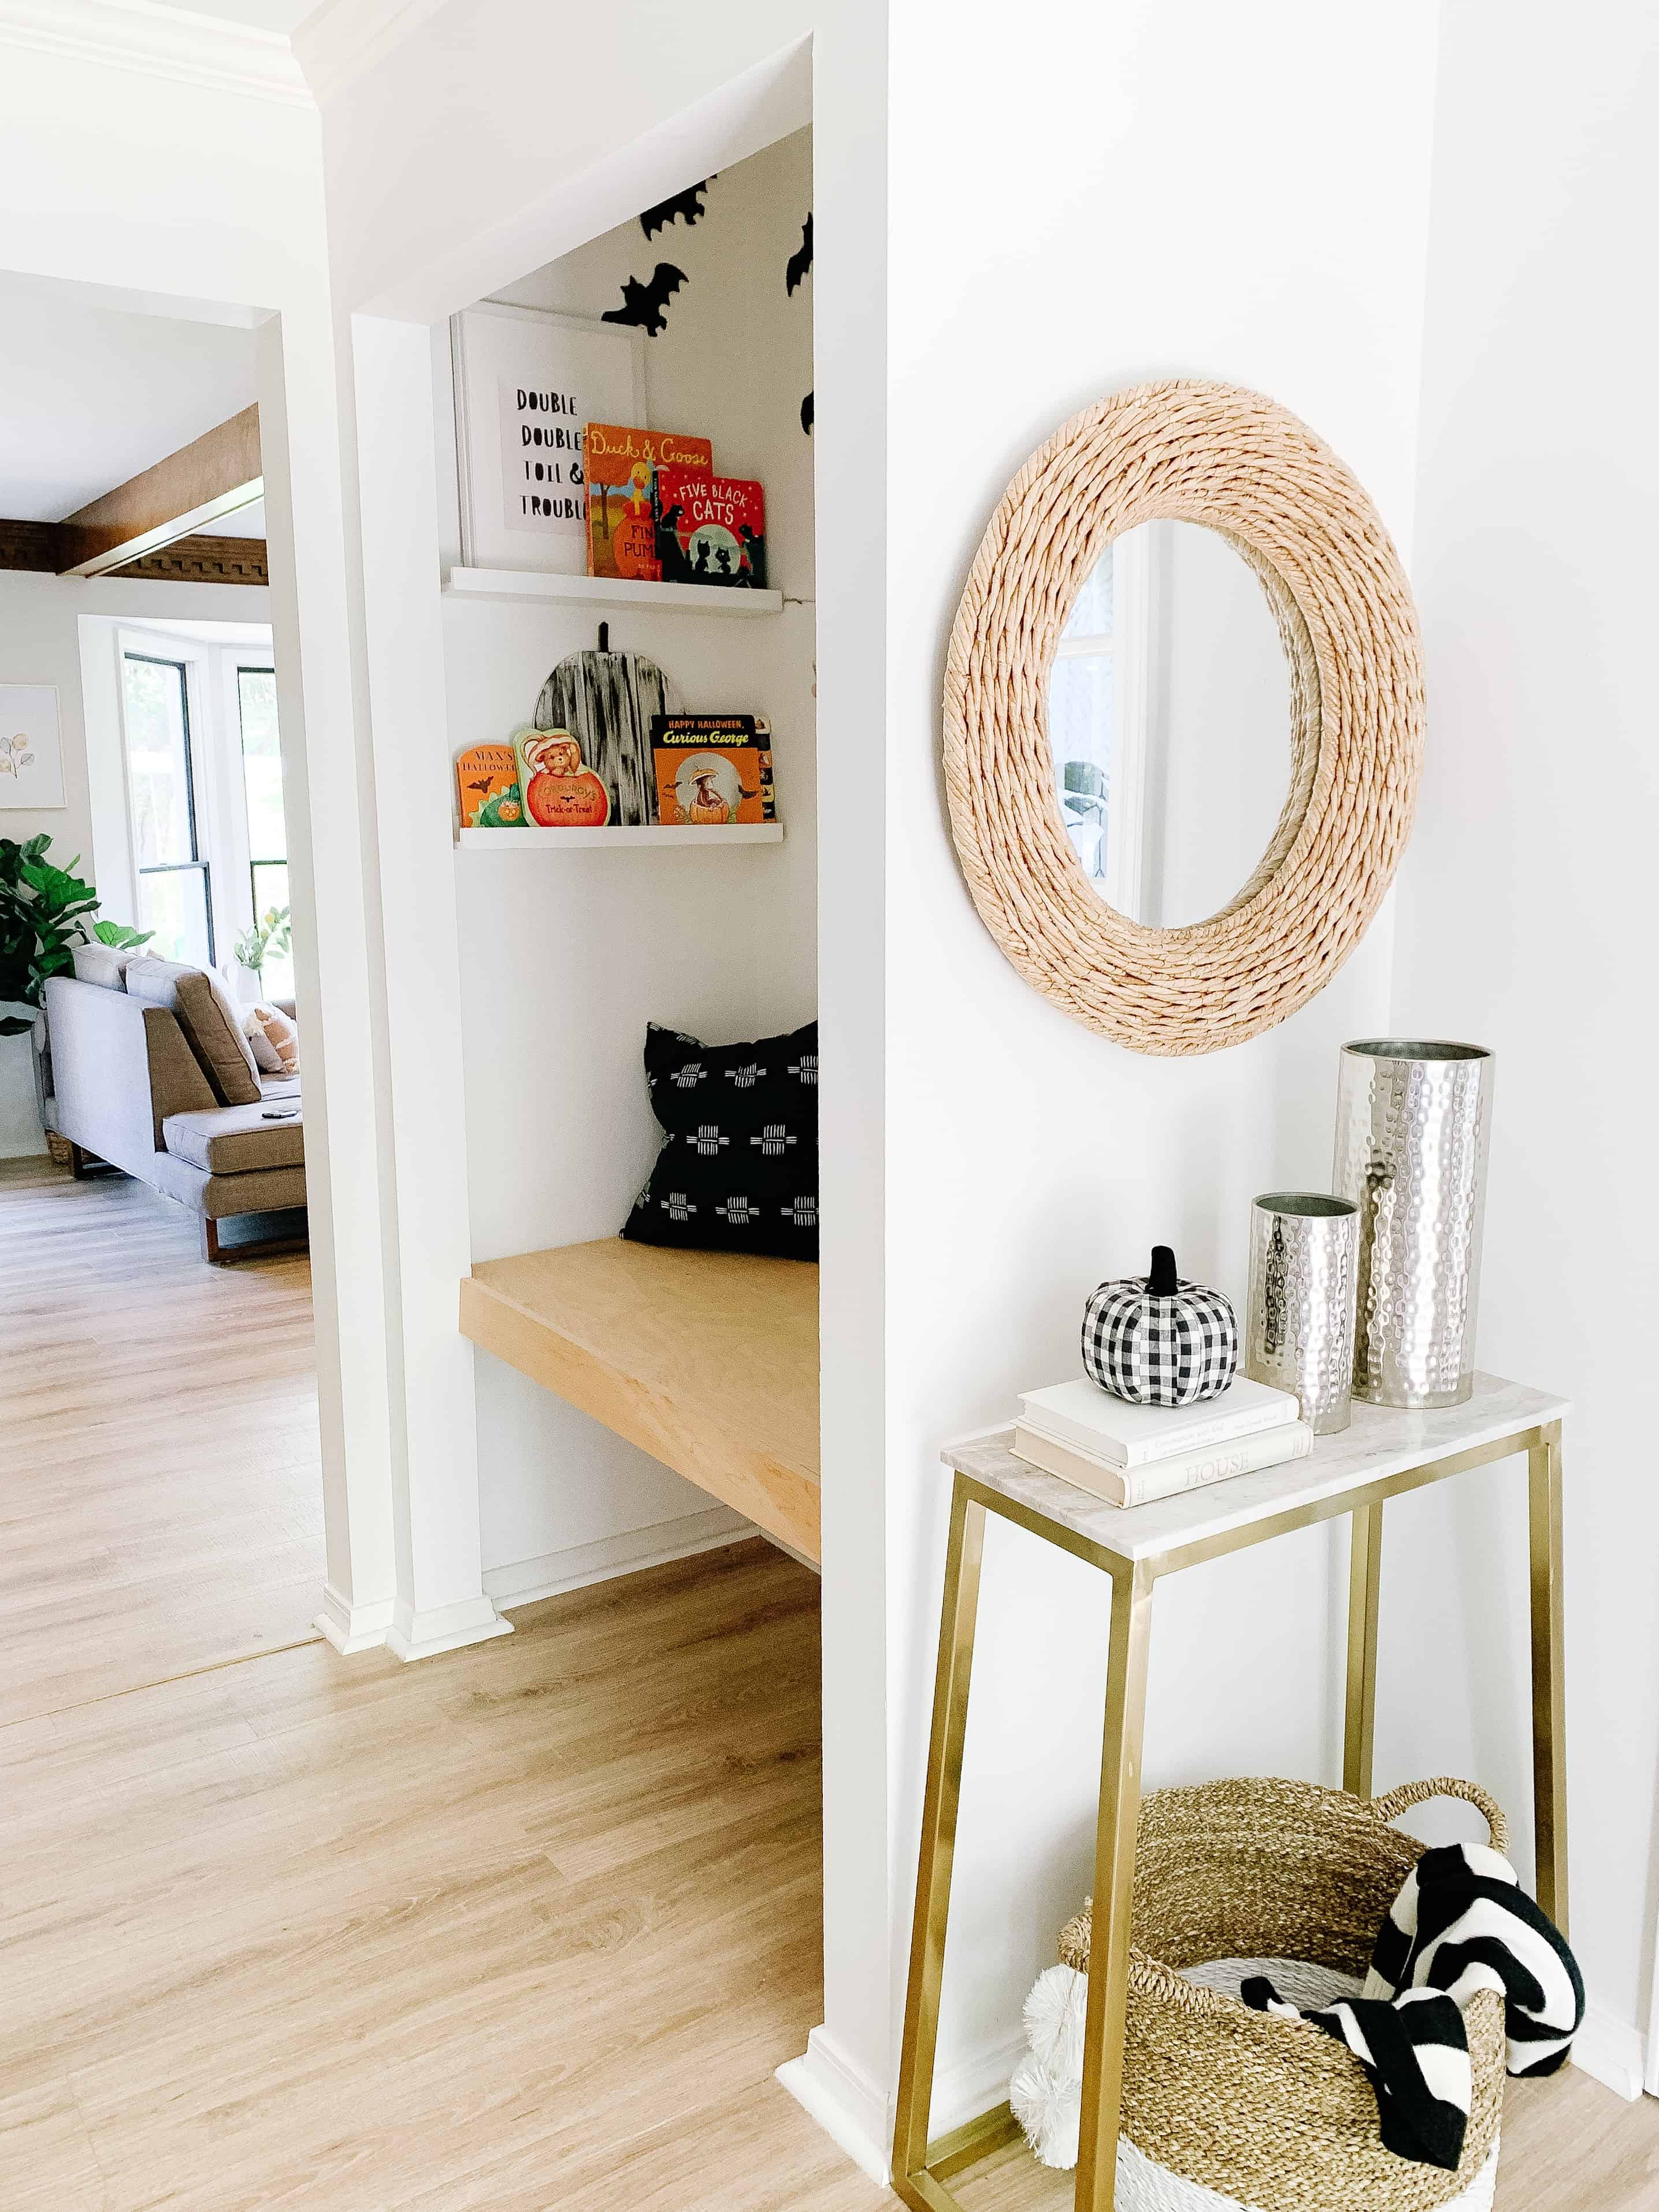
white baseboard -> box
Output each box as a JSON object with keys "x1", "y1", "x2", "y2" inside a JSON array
[
  {"x1": 778, "y1": 2026, "x2": 893, "y2": 2187},
  {"x1": 483, "y1": 1506, "x2": 754, "y2": 1610},
  {"x1": 1573, "y1": 2003, "x2": 1647, "y2": 2102},
  {"x1": 385, "y1": 1591, "x2": 514, "y2": 1662},
  {"x1": 931, "y1": 2029, "x2": 1029, "y2": 2137},
  {"x1": 313, "y1": 1583, "x2": 396, "y2": 1656}
]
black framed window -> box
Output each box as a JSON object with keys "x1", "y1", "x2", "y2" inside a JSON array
[
  {"x1": 121, "y1": 654, "x2": 214, "y2": 966},
  {"x1": 236, "y1": 666, "x2": 291, "y2": 1000}
]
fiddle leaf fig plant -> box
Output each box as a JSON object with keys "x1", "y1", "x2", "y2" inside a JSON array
[
  {"x1": 92, "y1": 918, "x2": 154, "y2": 951},
  {"x1": 0, "y1": 834, "x2": 103, "y2": 1036}
]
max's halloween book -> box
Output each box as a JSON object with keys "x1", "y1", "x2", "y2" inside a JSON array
[
  {"x1": 650, "y1": 715, "x2": 775, "y2": 825},
  {"x1": 654, "y1": 470, "x2": 767, "y2": 588},
  {"x1": 454, "y1": 743, "x2": 522, "y2": 827},
  {"x1": 584, "y1": 424, "x2": 713, "y2": 581}
]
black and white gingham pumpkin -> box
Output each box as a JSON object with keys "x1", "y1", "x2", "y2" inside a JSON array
[{"x1": 1082, "y1": 1245, "x2": 1238, "y2": 1407}]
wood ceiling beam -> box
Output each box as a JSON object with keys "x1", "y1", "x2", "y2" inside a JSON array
[{"x1": 55, "y1": 404, "x2": 262, "y2": 576}]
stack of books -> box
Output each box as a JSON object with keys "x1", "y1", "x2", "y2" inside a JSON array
[{"x1": 1012, "y1": 1376, "x2": 1312, "y2": 1508}]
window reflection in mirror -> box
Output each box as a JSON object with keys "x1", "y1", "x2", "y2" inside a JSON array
[{"x1": 1049, "y1": 521, "x2": 1296, "y2": 929}]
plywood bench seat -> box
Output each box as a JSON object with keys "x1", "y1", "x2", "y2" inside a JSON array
[{"x1": 459, "y1": 1238, "x2": 821, "y2": 1564}]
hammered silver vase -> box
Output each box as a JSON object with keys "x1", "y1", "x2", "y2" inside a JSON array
[
  {"x1": 1333, "y1": 1040, "x2": 1494, "y2": 1408},
  {"x1": 1244, "y1": 1193, "x2": 1359, "y2": 1434}
]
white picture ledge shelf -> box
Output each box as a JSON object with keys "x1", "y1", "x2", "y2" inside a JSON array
[
  {"x1": 446, "y1": 567, "x2": 784, "y2": 617},
  {"x1": 456, "y1": 823, "x2": 785, "y2": 851}
]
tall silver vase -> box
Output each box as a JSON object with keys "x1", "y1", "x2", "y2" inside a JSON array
[{"x1": 1333, "y1": 1040, "x2": 1494, "y2": 1408}]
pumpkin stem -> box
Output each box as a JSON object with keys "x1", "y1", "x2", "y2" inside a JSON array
[{"x1": 1148, "y1": 1245, "x2": 1179, "y2": 1296}]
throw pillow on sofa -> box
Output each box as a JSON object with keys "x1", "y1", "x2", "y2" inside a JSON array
[
  {"x1": 622, "y1": 1019, "x2": 818, "y2": 1261},
  {"x1": 127, "y1": 956, "x2": 262, "y2": 1106},
  {"x1": 247, "y1": 1002, "x2": 300, "y2": 1079},
  {"x1": 70, "y1": 941, "x2": 149, "y2": 990}
]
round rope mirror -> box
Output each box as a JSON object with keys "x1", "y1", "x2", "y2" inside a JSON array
[{"x1": 942, "y1": 379, "x2": 1424, "y2": 1056}]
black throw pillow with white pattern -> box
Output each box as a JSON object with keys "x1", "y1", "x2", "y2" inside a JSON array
[{"x1": 622, "y1": 1020, "x2": 818, "y2": 1260}]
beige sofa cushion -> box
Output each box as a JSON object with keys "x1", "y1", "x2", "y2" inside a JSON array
[
  {"x1": 162, "y1": 1098, "x2": 305, "y2": 1175},
  {"x1": 71, "y1": 941, "x2": 147, "y2": 990},
  {"x1": 128, "y1": 956, "x2": 261, "y2": 1106}
]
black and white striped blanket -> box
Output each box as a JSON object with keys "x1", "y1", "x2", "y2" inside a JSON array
[{"x1": 1242, "y1": 1840, "x2": 1583, "y2": 2171}]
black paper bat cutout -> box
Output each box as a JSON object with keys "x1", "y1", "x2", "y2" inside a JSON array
[
  {"x1": 602, "y1": 263, "x2": 687, "y2": 338},
  {"x1": 640, "y1": 181, "x2": 709, "y2": 239},
  {"x1": 800, "y1": 390, "x2": 814, "y2": 436},
  {"x1": 786, "y1": 213, "x2": 814, "y2": 295}
]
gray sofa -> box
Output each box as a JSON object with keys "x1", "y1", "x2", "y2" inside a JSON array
[{"x1": 44, "y1": 970, "x2": 306, "y2": 1261}]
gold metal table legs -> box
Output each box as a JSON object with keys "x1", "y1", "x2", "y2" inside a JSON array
[
  {"x1": 1343, "y1": 1500, "x2": 1383, "y2": 1798},
  {"x1": 1075, "y1": 1562, "x2": 1153, "y2": 2212},
  {"x1": 893, "y1": 1484, "x2": 990, "y2": 2202},
  {"x1": 1530, "y1": 1427, "x2": 1569, "y2": 1932},
  {"x1": 893, "y1": 1423, "x2": 1567, "y2": 2212}
]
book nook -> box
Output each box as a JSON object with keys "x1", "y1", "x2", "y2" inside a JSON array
[{"x1": 445, "y1": 131, "x2": 825, "y2": 1569}]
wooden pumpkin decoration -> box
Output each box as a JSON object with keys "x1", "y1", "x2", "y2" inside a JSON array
[
  {"x1": 1082, "y1": 1244, "x2": 1238, "y2": 1407},
  {"x1": 533, "y1": 622, "x2": 671, "y2": 825},
  {"x1": 516, "y1": 729, "x2": 610, "y2": 827}
]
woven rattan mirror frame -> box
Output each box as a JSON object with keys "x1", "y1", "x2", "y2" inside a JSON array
[{"x1": 942, "y1": 378, "x2": 1424, "y2": 1056}]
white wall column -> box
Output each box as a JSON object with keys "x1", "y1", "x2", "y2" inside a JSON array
[
  {"x1": 349, "y1": 311, "x2": 508, "y2": 1662},
  {"x1": 258, "y1": 307, "x2": 403, "y2": 1657}
]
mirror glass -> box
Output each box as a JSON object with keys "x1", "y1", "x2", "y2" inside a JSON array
[{"x1": 1048, "y1": 521, "x2": 1304, "y2": 928}]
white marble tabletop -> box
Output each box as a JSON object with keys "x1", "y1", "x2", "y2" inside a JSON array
[{"x1": 941, "y1": 1373, "x2": 1569, "y2": 1565}]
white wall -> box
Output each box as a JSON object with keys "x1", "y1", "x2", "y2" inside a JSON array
[
  {"x1": 878, "y1": 0, "x2": 1440, "y2": 2141},
  {"x1": 0, "y1": 570, "x2": 272, "y2": 1155},
  {"x1": 1390, "y1": 0, "x2": 1659, "y2": 2080}
]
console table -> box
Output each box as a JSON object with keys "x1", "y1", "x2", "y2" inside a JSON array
[{"x1": 893, "y1": 1372, "x2": 1569, "y2": 2212}]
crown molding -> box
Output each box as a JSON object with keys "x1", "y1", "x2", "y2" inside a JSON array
[
  {"x1": 0, "y1": 0, "x2": 313, "y2": 106},
  {"x1": 292, "y1": 0, "x2": 447, "y2": 103}
]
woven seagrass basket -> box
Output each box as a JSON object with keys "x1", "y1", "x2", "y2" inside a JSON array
[{"x1": 1059, "y1": 1776, "x2": 1509, "y2": 2212}]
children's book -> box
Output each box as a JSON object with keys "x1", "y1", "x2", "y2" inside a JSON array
[
  {"x1": 454, "y1": 742, "x2": 523, "y2": 827},
  {"x1": 515, "y1": 726, "x2": 612, "y2": 827},
  {"x1": 584, "y1": 424, "x2": 713, "y2": 581},
  {"x1": 650, "y1": 715, "x2": 775, "y2": 825},
  {"x1": 654, "y1": 470, "x2": 767, "y2": 588}
]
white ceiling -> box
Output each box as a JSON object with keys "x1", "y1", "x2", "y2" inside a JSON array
[
  {"x1": 0, "y1": 285, "x2": 258, "y2": 522},
  {"x1": 161, "y1": 0, "x2": 320, "y2": 29}
]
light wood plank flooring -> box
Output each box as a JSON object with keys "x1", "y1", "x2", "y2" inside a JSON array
[
  {"x1": 2, "y1": 1159, "x2": 1654, "y2": 2208},
  {"x1": 0, "y1": 1157, "x2": 323, "y2": 1724}
]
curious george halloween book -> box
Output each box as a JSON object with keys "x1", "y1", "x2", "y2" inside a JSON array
[
  {"x1": 584, "y1": 424, "x2": 712, "y2": 581},
  {"x1": 650, "y1": 715, "x2": 775, "y2": 825}
]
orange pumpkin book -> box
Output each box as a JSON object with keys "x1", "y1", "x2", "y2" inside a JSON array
[
  {"x1": 650, "y1": 715, "x2": 775, "y2": 825},
  {"x1": 584, "y1": 423, "x2": 713, "y2": 581},
  {"x1": 514, "y1": 728, "x2": 611, "y2": 827}
]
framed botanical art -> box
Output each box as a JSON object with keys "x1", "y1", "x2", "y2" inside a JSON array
[
  {"x1": 0, "y1": 685, "x2": 65, "y2": 808},
  {"x1": 451, "y1": 302, "x2": 647, "y2": 574}
]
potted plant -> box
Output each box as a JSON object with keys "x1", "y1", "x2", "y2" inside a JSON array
[
  {"x1": 232, "y1": 904, "x2": 292, "y2": 1001},
  {"x1": 0, "y1": 834, "x2": 150, "y2": 1148}
]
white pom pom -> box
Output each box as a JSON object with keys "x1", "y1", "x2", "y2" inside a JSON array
[
  {"x1": 1023, "y1": 1963, "x2": 1088, "y2": 2080},
  {"x1": 1010, "y1": 2050, "x2": 1081, "y2": 2170}
]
